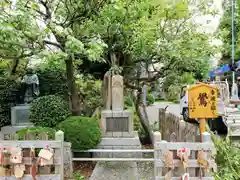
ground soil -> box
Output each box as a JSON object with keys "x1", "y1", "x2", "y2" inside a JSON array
[{"x1": 73, "y1": 161, "x2": 96, "y2": 179}]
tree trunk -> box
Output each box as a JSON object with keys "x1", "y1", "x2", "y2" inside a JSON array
[
  {"x1": 65, "y1": 57, "x2": 81, "y2": 115},
  {"x1": 135, "y1": 88, "x2": 152, "y2": 144}
]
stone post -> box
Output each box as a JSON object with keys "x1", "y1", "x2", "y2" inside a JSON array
[
  {"x1": 154, "y1": 131, "x2": 162, "y2": 178},
  {"x1": 55, "y1": 130, "x2": 64, "y2": 180},
  {"x1": 102, "y1": 74, "x2": 112, "y2": 110},
  {"x1": 202, "y1": 132, "x2": 212, "y2": 176}
]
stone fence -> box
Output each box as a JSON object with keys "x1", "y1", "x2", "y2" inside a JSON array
[{"x1": 158, "y1": 108, "x2": 199, "y2": 142}]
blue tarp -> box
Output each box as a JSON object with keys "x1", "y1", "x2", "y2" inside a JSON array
[
  {"x1": 209, "y1": 60, "x2": 240, "y2": 78},
  {"x1": 209, "y1": 64, "x2": 231, "y2": 78}
]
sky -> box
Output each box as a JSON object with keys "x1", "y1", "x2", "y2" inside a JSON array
[
  {"x1": 193, "y1": 0, "x2": 224, "y2": 34},
  {"x1": 191, "y1": 0, "x2": 224, "y2": 67}
]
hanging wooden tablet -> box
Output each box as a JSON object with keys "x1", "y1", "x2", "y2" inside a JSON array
[
  {"x1": 0, "y1": 148, "x2": 10, "y2": 165},
  {"x1": 177, "y1": 148, "x2": 190, "y2": 169},
  {"x1": 0, "y1": 167, "x2": 5, "y2": 176},
  {"x1": 30, "y1": 148, "x2": 37, "y2": 180},
  {"x1": 163, "y1": 151, "x2": 174, "y2": 168},
  {"x1": 0, "y1": 148, "x2": 4, "y2": 165},
  {"x1": 13, "y1": 164, "x2": 25, "y2": 178},
  {"x1": 181, "y1": 173, "x2": 189, "y2": 180},
  {"x1": 164, "y1": 171, "x2": 172, "y2": 180},
  {"x1": 182, "y1": 151, "x2": 189, "y2": 169},
  {"x1": 38, "y1": 147, "x2": 54, "y2": 166},
  {"x1": 10, "y1": 146, "x2": 22, "y2": 164},
  {"x1": 197, "y1": 150, "x2": 208, "y2": 169}
]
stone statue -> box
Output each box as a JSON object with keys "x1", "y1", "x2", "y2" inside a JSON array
[
  {"x1": 111, "y1": 75, "x2": 124, "y2": 110},
  {"x1": 21, "y1": 68, "x2": 40, "y2": 103}
]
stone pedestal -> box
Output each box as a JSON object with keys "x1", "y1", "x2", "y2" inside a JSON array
[
  {"x1": 1, "y1": 105, "x2": 33, "y2": 138},
  {"x1": 97, "y1": 75, "x2": 141, "y2": 158},
  {"x1": 101, "y1": 110, "x2": 134, "y2": 137},
  {"x1": 96, "y1": 132, "x2": 141, "y2": 158},
  {"x1": 11, "y1": 105, "x2": 32, "y2": 125},
  {"x1": 96, "y1": 110, "x2": 141, "y2": 158}
]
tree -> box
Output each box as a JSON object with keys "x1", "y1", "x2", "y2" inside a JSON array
[
  {"x1": 218, "y1": 0, "x2": 240, "y2": 65},
  {"x1": 81, "y1": 0, "x2": 219, "y2": 141},
  {"x1": 0, "y1": 0, "x2": 108, "y2": 115}
]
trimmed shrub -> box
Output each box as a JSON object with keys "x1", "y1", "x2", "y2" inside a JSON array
[
  {"x1": 16, "y1": 127, "x2": 56, "y2": 140},
  {"x1": 29, "y1": 95, "x2": 70, "y2": 127},
  {"x1": 57, "y1": 116, "x2": 101, "y2": 151}
]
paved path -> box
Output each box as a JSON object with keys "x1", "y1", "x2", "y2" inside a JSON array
[{"x1": 146, "y1": 102, "x2": 181, "y2": 125}]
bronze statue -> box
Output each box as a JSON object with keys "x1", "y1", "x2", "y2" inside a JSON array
[{"x1": 21, "y1": 68, "x2": 40, "y2": 103}]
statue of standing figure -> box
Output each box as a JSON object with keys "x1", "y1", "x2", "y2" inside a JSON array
[{"x1": 20, "y1": 68, "x2": 40, "y2": 104}]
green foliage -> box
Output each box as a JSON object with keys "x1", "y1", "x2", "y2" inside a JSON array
[
  {"x1": 125, "y1": 105, "x2": 141, "y2": 131},
  {"x1": 167, "y1": 85, "x2": 181, "y2": 102},
  {"x1": 124, "y1": 95, "x2": 135, "y2": 108},
  {"x1": 0, "y1": 60, "x2": 9, "y2": 75},
  {"x1": 81, "y1": 0, "x2": 217, "y2": 96},
  {"x1": 218, "y1": 0, "x2": 240, "y2": 63},
  {"x1": 212, "y1": 136, "x2": 240, "y2": 179},
  {"x1": 37, "y1": 67, "x2": 68, "y2": 97},
  {"x1": 124, "y1": 93, "x2": 141, "y2": 131},
  {"x1": 57, "y1": 116, "x2": 101, "y2": 151},
  {"x1": 1, "y1": 1, "x2": 107, "y2": 117},
  {"x1": 0, "y1": 0, "x2": 108, "y2": 63},
  {"x1": 29, "y1": 95, "x2": 70, "y2": 127},
  {"x1": 73, "y1": 172, "x2": 86, "y2": 180},
  {"x1": 163, "y1": 72, "x2": 196, "y2": 101},
  {"x1": 0, "y1": 76, "x2": 19, "y2": 127},
  {"x1": 146, "y1": 94, "x2": 155, "y2": 106},
  {"x1": 16, "y1": 127, "x2": 56, "y2": 140},
  {"x1": 133, "y1": 112, "x2": 141, "y2": 131},
  {"x1": 76, "y1": 75, "x2": 102, "y2": 116}
]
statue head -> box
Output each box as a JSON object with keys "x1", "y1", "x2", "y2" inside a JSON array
[{"x1": 26, "y1": 68, "x2": 34, "y2": 75}]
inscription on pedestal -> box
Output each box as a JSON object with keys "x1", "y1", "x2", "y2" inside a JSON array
[
  {"x1": 15, "y1": 108, "x2": 29, "y2": 124},
  {"x1": 11, "y1": 105, "x2": 30, "y2": 125},
  {"x1": 106, "y1": 117, "x2": 129, "y2": 132}
]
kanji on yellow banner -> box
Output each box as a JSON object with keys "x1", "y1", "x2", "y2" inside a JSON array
[{"x1": 188, "y1": 83, "x2": 218, "y2": 119}]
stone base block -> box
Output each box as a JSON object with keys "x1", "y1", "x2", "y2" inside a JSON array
[
  {"x1": 94, "y1": 133, "x2": 142, "y2": 158},
  {"x1": 101, "y1": 110, "x2": 134, "y2": 137},
  {"x1": 11, "y1": 105, "x2": 30, "y2": 125}
]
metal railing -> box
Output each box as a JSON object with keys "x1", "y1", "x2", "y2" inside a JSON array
[{"x1": 72, "y1": 149, "x2": 154, "y2": 162}]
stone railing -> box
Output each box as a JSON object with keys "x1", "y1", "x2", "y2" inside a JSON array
[
  {"x1": 159, "y1": 108, "x2": 199, "y2": 142},
  {"x1": 153, "y1": 131, "x2": 216, "y2": 179},
  {"x1": 0, "y1": 131, "x2": 73, "y2": 179}
]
